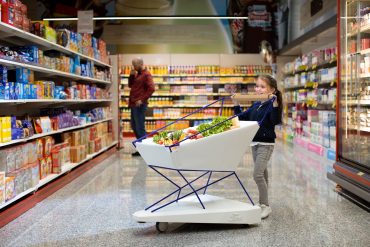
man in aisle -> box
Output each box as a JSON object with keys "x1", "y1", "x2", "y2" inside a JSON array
[{"x1": 129, "y1": 57, "x2": 155, "y2": 156}]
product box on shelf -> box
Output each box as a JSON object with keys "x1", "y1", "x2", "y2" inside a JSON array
[
  {"x1": 44, "y1": 26, "x2": 57, "y2": 44},
  {"x1": 71, "y1": 131, "x2": 81, "y2": 146},
  {"x1": 30, "y1": 162, "x2": 39, "y2": 187},
  {"x1": 27, "y1": 141, "x2": 38, "y2": 164},
  {"x1": 0, "y1": 172, "x2": 5, "y2": 204},
  {"x1": 36, "y1": 138, "x2": 43, "y2": 159},
  {"x1": 43, "y1": 136, "x2": 54, "y2": 157},
  {"x1": 5, "y1": 176, "x2": 15, "y2": 201},
  {"x1": 1, "y1": 3, "x2": 15, "y2": 26},
  {"x1": 88, "y1": 140, "x2": 95, "y2": 155},
  {"x1": 94, "y1": 138, "x2": 102, "y2": 152},
  {"x1": 70, "y1": 145, "x2": 86, "y2": 163},
  {"x1": 39, "y1": 157, "x2": 50, "y2": 180},
  {"x1": 9, "y1": 168, "x2": 24, "y2": 195}
]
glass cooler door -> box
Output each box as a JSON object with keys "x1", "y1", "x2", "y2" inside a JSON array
[{"x1": 339, "y1": 0, "x2": 370, "y2": 170}]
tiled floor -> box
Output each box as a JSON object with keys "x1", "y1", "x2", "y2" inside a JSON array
[{"x1": 0, "y1": 142, "x2": 369, "y2": 247}]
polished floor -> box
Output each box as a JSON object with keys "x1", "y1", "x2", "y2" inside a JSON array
[{"x1": 1, "y1": 142, "x2": 369, "y2": 247}]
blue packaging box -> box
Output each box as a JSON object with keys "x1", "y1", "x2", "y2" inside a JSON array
[
  {"x1": 54, "y1": 86, "x2": 65, "y2": 99},
  {"x1": 30, "y1": 84, "x2": 37, "y2": 99},
  {"x1": 16, "y1": 68, "x2": 29, "y2": 83},
  {"x1": 0, "y1": 83, "x2": 5, "y2": 99},
  {"x1": 0, "y1": 65, "x2": 8, "y2": 83},
  {"x1": 11, "y1": 128, "x2": 23, "y2": 140},
  {"x1": 14, "y1": 83, "x2": 20, "y2": 100},
  {"x1": 9, "y1": 82, "x2": 15, "y2": 100},
  {"x1": 23, "y1": 84, "x2": 30, "y2": 99},
  {"x1": 14, "y1": 83, "x2": 26, "y2": 100},
  {"x1": 4, "y1": 82, "x2": 10, "y2": 100}
]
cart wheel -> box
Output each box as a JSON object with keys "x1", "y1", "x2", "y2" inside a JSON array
[{"x1": 156, "y1": 222, "x2": 169, "y2": 232}]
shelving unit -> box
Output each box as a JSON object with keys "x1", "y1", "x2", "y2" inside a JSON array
[
  {"x1": 0, "y1": 22, "x2": 111, "y2": 68},
  {"x1": 0, "y1": 58, "x2": 111, "y2": 85},
  {"x1": 118, "y1": 54, "x2": 270, "y2": 144},
  {"x1": 0, "y1": 141, "x2": 117, "y2": 210},
  {"x1": 328, "y1": 0, "x2": 370, "y2": 205},
  {"x1": 0, "y1": 21, "x2": 119, "y2": 209},
  {"x1": 279, "y1": 46, "x2": 337, "y2": 161},
  {"x1": 0, "y1": 118, "x2": 113, "y2": 148}
]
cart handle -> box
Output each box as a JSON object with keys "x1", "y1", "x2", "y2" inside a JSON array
[
  {"x1": 132, "y1": 96, "x2": 228, "y2": 147},
  {"x1": 166, "y1": 97, "x2": 275, "y2": 150}
]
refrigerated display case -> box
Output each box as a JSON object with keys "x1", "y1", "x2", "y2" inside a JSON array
[{"x1": 328, "y1": 0, "x2": 370, "y2": 205}]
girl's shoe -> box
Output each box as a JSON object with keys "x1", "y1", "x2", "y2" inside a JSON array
[{"x1": 260, "y1": 204, "x2": 272, "y2": 219}]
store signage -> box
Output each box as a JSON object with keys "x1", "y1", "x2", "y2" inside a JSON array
[{"x1": 78, "y1": 10, "x2": 93, "y2": 34}]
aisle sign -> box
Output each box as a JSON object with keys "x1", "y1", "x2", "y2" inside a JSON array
[{"x1": 78, "y1": 10, "x2": 93, "y2": 34}]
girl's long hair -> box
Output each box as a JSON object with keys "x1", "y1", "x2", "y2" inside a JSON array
[{"x1": 258, "y1": 75, "x2": 283, "y2": 122}]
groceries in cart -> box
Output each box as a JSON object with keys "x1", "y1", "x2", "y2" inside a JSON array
[{"x1": 152, "y1": 116, "x2": 240, "y2": 146}]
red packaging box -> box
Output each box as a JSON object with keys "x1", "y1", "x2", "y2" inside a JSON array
[
  {"x1": 2, "y1": 3, "x2": 15, "y2": 26},
  {"x1": 94, "y1": 138, "x2": 101, "y2": 152}
]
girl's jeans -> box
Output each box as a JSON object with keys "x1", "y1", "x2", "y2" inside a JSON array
[{"x1": 251, "y1": 144, "x2": 274, "y2": 206}]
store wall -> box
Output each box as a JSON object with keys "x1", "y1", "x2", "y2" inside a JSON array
[
  {"x1": 119, "y1": 54, "x2": 266, "y2": 66},
  {"x1": 288, "y1": 0, "x2": 337, "y2": 42}
]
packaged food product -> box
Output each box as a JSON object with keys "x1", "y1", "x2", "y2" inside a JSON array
[
  {"x1": 39, "y1": 158, "x2": 48, "y2": 179},
  {"x1": 43, "y1": 136, "x2": 54, "y2": 157},
  {"x1": 0, "y1": 172, "x2": 5, "y2": 204},
  {"x1": 5, "y1": 176, "x2": 15, "y2": 201}
]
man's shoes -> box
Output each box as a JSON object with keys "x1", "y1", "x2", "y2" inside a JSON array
[
  {"x1": 260, "y1": 204, "x2": 272, "y2": 219},
  {"x1": 131, "y1": 151, "x2": 141, "y2": 156}
]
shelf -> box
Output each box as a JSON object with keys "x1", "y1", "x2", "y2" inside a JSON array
[
  {"x1": 121, "y1": 116, "x2": 215, "y2": 120},
  {"x1": 0, "y1": 99, "x2": 112, "y2": 104},
  {"x1": 0, "y1": 58, "x2": 111, "y2": 85},
  {"x1": 347, "y1": 125, "x2": 370, "y2": 133},
  {"x1": 344, "y1": 99, "x2": 370, "y2": 105},
  {"x1": 0, "y1": 22, "x2": 111, "y2": 68},
  {"x1": 359, "y1": 73, "x2": 370, "y2": 78},
  {"x1": 120, "y1": 81, "x2": 255, "y2": 85},
  {"x1": 283, "y1": 60, "x2": 337, "y2": 77},
  {"x1": 0, "y1": 141, "x2": 118, "y2": 210},
  {"x1": 286, "y1": 101, "x2": 335, "y2": 107},
  {"x1": 0, "y1": 118, "x2": 113, "y2": 148},
  {"x1": 120, "y1": 104, "x2": 250, "y2": 108},
  {"x1": 345, "y1": 22, "x2": 370, "y2": 38},
  {"x1": 120, "y1": 74, "x2": 260, "y2": 78},
  {"x1": 121, "y1": 93, "x2": 231, "y2": 97},
  {"x1": 360, "y1": 48, "x2": 370, "y2": 55},
  {"x1": 284, "y1": 80, "x2": 336, "y2": 91},
  {"x1": 361, "y1": 23, "x2": 370, "y2": 33}
]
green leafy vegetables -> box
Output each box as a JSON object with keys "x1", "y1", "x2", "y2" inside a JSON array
[{"x1": 195, "y1": 116, "x2": 232, "y2": 137}]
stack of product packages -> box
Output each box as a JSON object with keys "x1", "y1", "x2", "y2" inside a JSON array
[
  {"x1": 303, "y1": 110, "x2": 336, "y2": 150},
  {"x1": 0, "y1": 120, "x2": 114, "y2": 204},
  {"x1": 61, "y1": 121, "x2": 113, "y2": 164}
]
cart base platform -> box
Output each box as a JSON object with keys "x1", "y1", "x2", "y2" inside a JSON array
[{"x1": 133, "y1": 194, "x2": 261, "y2": 225}]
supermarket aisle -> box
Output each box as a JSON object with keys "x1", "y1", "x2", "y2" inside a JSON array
[{"x1": 1, "y1": 143, "x2": 369, "y2": 247}]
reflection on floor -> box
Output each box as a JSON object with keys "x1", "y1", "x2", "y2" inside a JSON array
[{"x1": 0, "y1": 142, "x2": 369, "y2": 247}]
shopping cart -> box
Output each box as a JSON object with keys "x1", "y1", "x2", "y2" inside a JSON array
[{"x1": 132, "y1": 96, "x2": 275, "y2": 232}]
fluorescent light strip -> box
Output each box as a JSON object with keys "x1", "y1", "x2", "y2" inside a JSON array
[{"x1": 43, "y1": 16, "x2": 248, "y2": 21}]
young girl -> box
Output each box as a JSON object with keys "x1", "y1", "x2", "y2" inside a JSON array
[{"x1": 232, "y1": 75, "x2": 282, "y2": 219}]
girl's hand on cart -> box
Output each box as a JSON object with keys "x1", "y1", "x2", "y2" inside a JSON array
[
  {"x1": 268, "y1": 94, "x2": 278, "y2": 107},
  {"x1": 231, "y1": 94, "x2": 239, "y2": 106}
]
